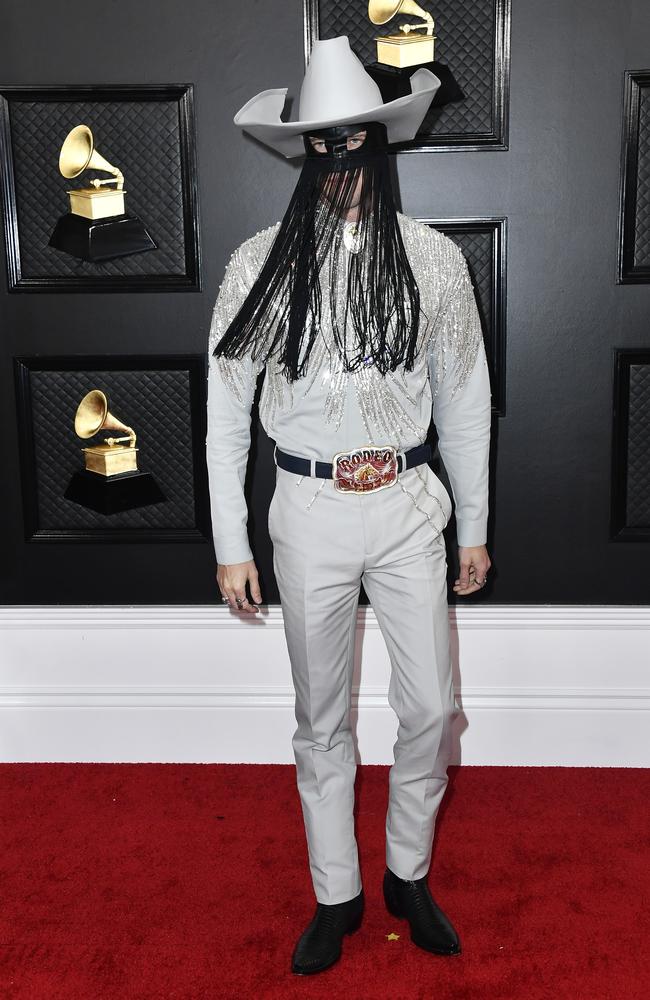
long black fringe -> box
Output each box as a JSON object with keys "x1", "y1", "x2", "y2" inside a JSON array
[{"x1": 212, "y1": 148, "x2": 423, "y2": 381}]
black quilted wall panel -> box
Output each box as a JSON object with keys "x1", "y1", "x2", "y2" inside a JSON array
[
  {"x1": 611, "y1": 350, "x2": 650, "y2": 541},
  {"x1": 634, "y1": 86, "x2": 650, "y2": 267},
  {"x1": 0, "y1": 85, "x2": 200, "y2": 290},
  {"x1": 627, "y1": 363, "x2": 650, "y2": 527},
  {"x1": 618, "y1": 71, "x2": 650, "y2": 282},
  {"x1": 305, "y1": 0, "x2": 510, "y2": 147},
  {"x1": 14, "y1": 357, "x2": 208, "y2": 541}
]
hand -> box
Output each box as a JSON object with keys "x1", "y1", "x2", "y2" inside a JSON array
[
  {"x1": 453, "y1": 544, "x2": 491, "y2": 596},
  {"x1": 217, "y1": 559, "x2": 262, "y2": 614}
]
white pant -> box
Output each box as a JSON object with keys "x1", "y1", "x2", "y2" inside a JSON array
[{"x1": 268, "y1": 460, "x2": 459, "y2": 905}]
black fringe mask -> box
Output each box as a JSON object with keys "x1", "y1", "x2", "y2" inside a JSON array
[{"x1": 212, "y1": 121, "x2": 423, "y2": 381}]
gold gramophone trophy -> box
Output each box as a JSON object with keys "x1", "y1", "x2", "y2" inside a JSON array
[
  {"x1": 48, "y1": 124, "x2": 157, "y2": 262},
  {"x1": 64, "y1": 389, "x2": 165, "y2": 515},
  {"x1": 365, "y1": 0, "x2": 463, "y2": 122},
  {"x1": 370, "y1": 0, "x2": 436, "y2": 68}
]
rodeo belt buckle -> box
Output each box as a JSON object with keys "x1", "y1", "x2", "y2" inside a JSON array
[{"x1": 331, "y1": 444, "x2": 399, "y2": 494}]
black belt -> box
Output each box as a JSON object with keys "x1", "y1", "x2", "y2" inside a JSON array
[{"x1": 274, "y1": 442, "x2": 432, "y2": 478}]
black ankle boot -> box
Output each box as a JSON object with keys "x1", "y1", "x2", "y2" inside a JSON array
[
  {"x1": 383, "y1": 867, "x2": 460, "y2": 955},
  {"x1": 291, "y1": 889, "x2": 364, "y2": 975}
]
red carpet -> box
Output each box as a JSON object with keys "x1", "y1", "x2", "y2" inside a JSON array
[{"x1": 0, "y1": 763, "x2": 648, "y2": 999}]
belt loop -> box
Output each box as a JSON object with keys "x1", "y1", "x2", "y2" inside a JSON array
[
  {"x1": 309, "y1": 457, "x2": 315, "y2": 477},
  {"x1": 273, "y1": 443, "x2": 278, "y2": 466},
  {"x1": 396, "y1": 448, "x2": 407, "y2": 473}
]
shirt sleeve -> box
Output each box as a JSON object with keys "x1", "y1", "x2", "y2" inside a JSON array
[
  {"x1": 206, "y1": 243, "x2": 264, "y2": 565},
  {"x1": 428, "y1": 250, "x2": 492, "y2": 547}
]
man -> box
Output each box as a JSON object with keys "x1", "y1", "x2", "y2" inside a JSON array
[{"x1": 206, "y1": 36, "x2": 492, "y2": 975}]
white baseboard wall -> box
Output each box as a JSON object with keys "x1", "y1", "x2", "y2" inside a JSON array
[{"x1": 1, "y1": 604, "x2": 648, "y2": 766}]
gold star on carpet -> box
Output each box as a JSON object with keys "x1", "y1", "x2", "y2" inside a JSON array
[{"x1": 386, "y1": 932, "x2": 400, "y2": 941}]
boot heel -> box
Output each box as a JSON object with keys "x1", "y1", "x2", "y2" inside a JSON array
[
  {"x1": 385, "y1": 898, "x2": 404, "y2": 919},
  {"x1": 383, "y1": 887, "x2": 404, "y2": 919}
]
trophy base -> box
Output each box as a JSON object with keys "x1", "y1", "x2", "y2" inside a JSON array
[
  {"x1": 48, "y1": 212, "x2": 157, "y2": 262},
  {"x1": 64, "y1": 469, "x2": 166, "y2": 515},
  {"x1": 82, "y1": 444, "x2": 139, "y2": 476},
  {"x1": 375, "y1": 35, "x2": 435, "y2": 69},
  {"x1": 366, "y1": 60, "x2": 464, "y2": 111}
]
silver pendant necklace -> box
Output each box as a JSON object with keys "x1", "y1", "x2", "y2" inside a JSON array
[{"x1": 343, "y1": 221, "x2": 363, "y2": 254}]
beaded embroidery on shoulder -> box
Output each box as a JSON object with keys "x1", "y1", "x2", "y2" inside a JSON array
[
  {"x1": 395, "y1": 214, "x2": 483, "y2": 400},
  {"x1": 428, "y1": 239, "x2": 483, "y2": 401},
  {"x1": 208, "y1": 222, "x2": 282, "y2": 401},
  {"x1": 208, "y1": 221, "x2": 281, "y2": 357}
]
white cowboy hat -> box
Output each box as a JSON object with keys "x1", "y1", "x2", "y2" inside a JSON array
[{"x1": 233, "y1": 35, "x2": 440, "y2": 158}]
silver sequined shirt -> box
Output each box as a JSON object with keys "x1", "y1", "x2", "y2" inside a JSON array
[{"x1": 206, "y1": 211, "x2": 492, "y2": 564}]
